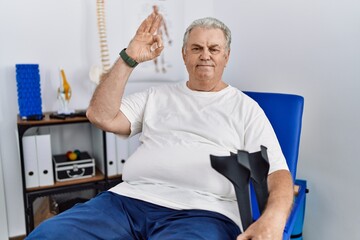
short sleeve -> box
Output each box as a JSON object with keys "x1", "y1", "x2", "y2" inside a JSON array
[
  {"x1": 243, "y1": 103, "x2": 289, "y2": 174},
  {"x1": 120, "y1": 89, "x2": 150, "y2": 137}
]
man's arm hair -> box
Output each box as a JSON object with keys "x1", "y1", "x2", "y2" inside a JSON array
[
  {"x1": 86, "y1": 57, "x2": 133, "y2": 135},
  {"x1": 86, "y1": 14, "x2": 164, "y2": 135},
  {"x1": 237, "y1": 169, "x2": 293, "y2": 240}
]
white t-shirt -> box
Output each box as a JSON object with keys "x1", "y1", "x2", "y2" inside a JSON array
[{"x1": 109, "y1": 81, "x2": 288, "y2": 231}]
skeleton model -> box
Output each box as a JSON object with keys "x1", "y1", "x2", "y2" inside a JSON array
[
  {"x1": 89, "y1": 0, "x2": 111, "y2": 85},
  {"x1": 152, "y1": 5, "x2": 172, "y2": 73}
]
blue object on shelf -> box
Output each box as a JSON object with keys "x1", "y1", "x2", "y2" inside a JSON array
[{"x1": 15, "y1": 64, "x2": 43, "y2": 119}]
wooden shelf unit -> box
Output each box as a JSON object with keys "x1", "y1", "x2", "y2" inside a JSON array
[{"x1": 17, "y1": 111, "x2": 121, "y2": 234}]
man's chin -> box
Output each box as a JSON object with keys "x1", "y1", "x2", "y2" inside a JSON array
[
  {"x1": 194, "y1": 69, "x2": 214, "y2": 77},
  {"x1": 195, "y1": 74, "x2": 214, "y2": 81}
]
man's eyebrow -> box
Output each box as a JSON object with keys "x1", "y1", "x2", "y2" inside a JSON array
[
  {"x1": 190, "y1": 43, "x2": 203, "y2": 48},
  {"x1": 209, "y1": 43, "x2": 221, "y2": 48},
  {"x1": 190, "y1": 43, "x2": 221, "y2": 48}
]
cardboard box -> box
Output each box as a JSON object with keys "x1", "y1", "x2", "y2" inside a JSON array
[{"x1": 33, "y1": 196, "x2": 56, "y2": 227}]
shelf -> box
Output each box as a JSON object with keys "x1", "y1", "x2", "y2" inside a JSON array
[
  {"x1": 17, "y1": 112, "x2": 89, "y2": 136},
  {"x1": 26, "y1": 168, "x2": 105, "y2": 192},
  {"x1": 18, "y1": 111, "x2": 88, "y2": 125},
  {"x1": 17, "y1": 110, "x2": 111, "y2": 234},
  {"x1": 108, "y1": 174, "x2": 122, "y2": 180},
  {"x1": 106, "y1": 175, "x2": 123, "y2": 189}
]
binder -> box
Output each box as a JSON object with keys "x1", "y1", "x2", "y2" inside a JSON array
[
  {"x1": 90, "y1": 125, "x2": 105, "y2": 175},
  {"x1": 36, "y1": 135, "x2": 54, "y2": 186},
  {"x1": 105, "y1": 132, "x2": 118, "y2": 177},
  {"x1": 116, "y1": 137, "x2": 129, "y2": 175},
  {"x1": 22, "y1": 136, "x2": 39, "y2": 188}
]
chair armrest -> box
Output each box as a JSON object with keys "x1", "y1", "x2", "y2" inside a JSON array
[
  {"x1": 283, "y1": 179, "x2": 307, "y2": 240},
  {"x1": 294, "y1": 185, "x2": 300, "y2": 196}
]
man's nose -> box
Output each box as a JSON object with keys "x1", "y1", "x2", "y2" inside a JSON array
[{"x1": 200, "y1": 49, "x2": 211, "y2": 60}]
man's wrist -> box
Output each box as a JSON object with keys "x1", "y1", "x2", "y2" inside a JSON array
[{"x1": 119, "y1": 48, "x2": 138, "y2": 68}]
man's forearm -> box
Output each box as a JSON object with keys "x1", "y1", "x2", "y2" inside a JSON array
[
  {"x1": 263, "y1": 170, "x2": 294, "y2": 228},
  {"x1": 87, "y1": 14, "x2": 163, "y2": 133},
  {"x1": 86, "y1": 57, "x2": 133, "y2": 131},
  {"x1": 237, "y1": 169, "x2": 293, "y2": 240}
]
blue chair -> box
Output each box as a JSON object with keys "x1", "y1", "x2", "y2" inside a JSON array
[{"x1": 244, "y1": 91, "x2": 307, "y2": 240}]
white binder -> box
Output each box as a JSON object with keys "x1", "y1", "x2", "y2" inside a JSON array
[
  {"x1": 36, "y1": 135, "x2": 54, "y2": 186},
  {"x1": 116, "y1": 137, "x2": 129, "y2": 175},
  {"x1": 22, "y1": 136, "x2": 39, "y2": 188},
  {"x1": 90, "y1": 125, "x2": 105, "y2": 175},
  {"x1": 105, "y1": 132, "x2": 118, "y2": 177}
]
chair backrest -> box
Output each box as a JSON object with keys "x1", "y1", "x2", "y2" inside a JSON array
[{"x1": 243, "y1": 91, "x2": 304, "y2": 180}]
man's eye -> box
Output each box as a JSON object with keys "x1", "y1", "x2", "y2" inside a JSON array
[
  {"x1": 210, "y1": 49, "x2": 220, "y2": 54},
  {"x1": 192, "y1": 47, "x2": 201, "y2": 52}
]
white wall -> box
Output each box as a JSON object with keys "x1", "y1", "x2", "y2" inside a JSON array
[
  {"x1": 0, "y1": 0, "x2": 211, "y2": 237},
  {"x1": 0, "y1": 139, "x2": 9, "y2": 240},
  {"x1": 0, "y1": 0, "x2": 95, "y2": 236},
  {"x1": 212, "y1": 0, "x2": 360, "y2": 239},
  {"x1": 0, "y1": 0, "x2": 359, "y2": 238}
]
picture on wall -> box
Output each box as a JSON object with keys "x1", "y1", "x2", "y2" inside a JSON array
[{"x1": 120, "y1": 0, "x2": 185, "y2": 82}]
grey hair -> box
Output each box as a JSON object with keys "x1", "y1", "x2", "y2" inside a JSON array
[{"x1": 182, "y1": 17, "x2": 231, "y2": 52}]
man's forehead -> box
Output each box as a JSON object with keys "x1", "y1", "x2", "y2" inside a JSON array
[{"x1": 187, "y1": 27, "x2": 226, "y2": 46}]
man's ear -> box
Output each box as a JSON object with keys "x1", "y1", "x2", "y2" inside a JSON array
[
  {"x1": 182, "y1": 48, "x2": 186, "y2": 62},
  {"x1": 225, "y1": 49, "x2": 230, "y2": 64}
]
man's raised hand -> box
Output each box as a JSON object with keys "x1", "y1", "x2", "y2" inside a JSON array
[{"x1": 126, "y1": 14, "x2": 164, "y2": 63}]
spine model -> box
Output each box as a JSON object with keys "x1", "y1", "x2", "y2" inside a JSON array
[
  {"x1": 96, "y1": 0, "x2": 111, "y2": 72},
  {"x1": 89, "y1": 0, "x2": 111, "y2": 84}
]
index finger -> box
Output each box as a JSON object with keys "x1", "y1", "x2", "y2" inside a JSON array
[
  {"x1": 149, "y1": 15, "x2": 162, "y2": 35},
  {"x1": 136, "y1": 14, "x2": 161, "y2": 34},
  {"x1": 136, "y1": 14, "x2": 155, "y2": 34}
]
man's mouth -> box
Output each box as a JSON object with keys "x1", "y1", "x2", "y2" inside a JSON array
[{"x1": 196, "y1": 64, "x2": 214, "y2": 68}]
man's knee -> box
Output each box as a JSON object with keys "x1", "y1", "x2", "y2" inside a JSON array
[{"x1": 26, "y1": 217, "x2": 69, "y2": 239}]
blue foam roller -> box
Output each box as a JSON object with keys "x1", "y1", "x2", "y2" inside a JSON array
[{"x1": 15, "y1": 64, "x2": 43, "y2": 118}]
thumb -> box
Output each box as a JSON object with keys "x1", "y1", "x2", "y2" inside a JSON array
[
  {"x1": 150, "y1": 35, "x2": 164, "y2": 56},
  {"x1": 236, "y1": 232, "x2": 252, "y2": 240},
  {"x1": 152, "y1": 45, "x2": 164, "y2": 56}
]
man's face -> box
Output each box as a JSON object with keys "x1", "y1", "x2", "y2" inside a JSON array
[{"x1": 182, "y1": 27, "x2": 230, "y2": 90}]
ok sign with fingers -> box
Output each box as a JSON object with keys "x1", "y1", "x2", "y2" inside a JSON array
[{"x1": 126, "y1": 14, "x2": 165, "y2": 64}]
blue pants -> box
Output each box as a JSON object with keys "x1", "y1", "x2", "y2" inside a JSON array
[{"x1": 27, "y1": 191, "x2": 241, "y2": 240}]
